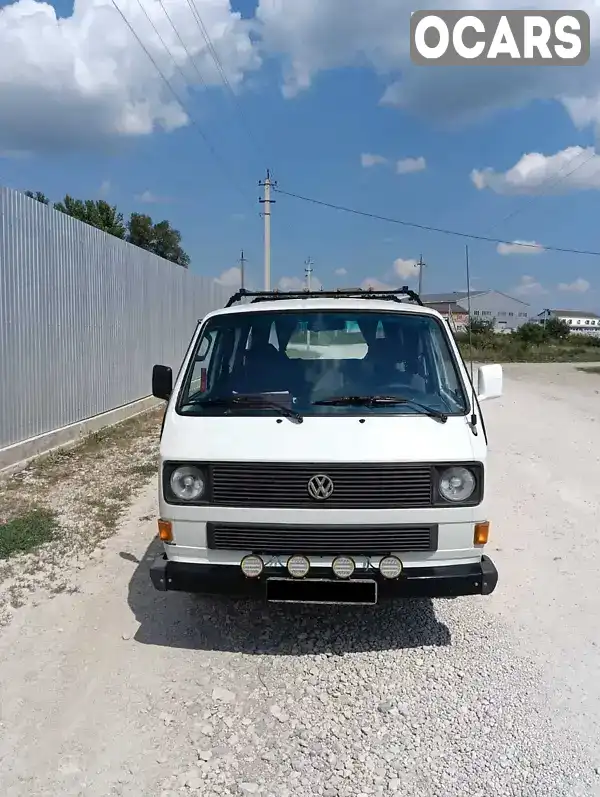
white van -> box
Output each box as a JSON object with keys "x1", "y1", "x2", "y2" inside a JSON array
[{"x1": 150, "y1": 287, "x2": 503, "y2": 606}]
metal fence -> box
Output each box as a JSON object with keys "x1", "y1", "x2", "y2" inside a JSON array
[{"x1": 0, "y1": 186, "x2": 231, "y2": 451}]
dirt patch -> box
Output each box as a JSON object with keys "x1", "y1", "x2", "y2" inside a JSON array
[{"x1": 0, "y1": 408, "x2": 163, "y2": 627}]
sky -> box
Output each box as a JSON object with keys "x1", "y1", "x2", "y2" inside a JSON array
[{"x1": 1, "y1": 0, "x2": 600, "y2": 312}]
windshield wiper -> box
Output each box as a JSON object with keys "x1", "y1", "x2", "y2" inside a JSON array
[
  {"x1": 313, "y1": 395, "x2": 448, "y2": 422},
  {"x1": 184, "y1": 394, "x2": 303, "y2": 423}
]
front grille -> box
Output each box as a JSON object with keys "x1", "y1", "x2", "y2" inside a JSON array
[
  {"x1": 207, "y1": 523, "x2": 437, "y2": 555},
  {"x1": 210, "y1": 462, "x2": 433, "y2": 509}
]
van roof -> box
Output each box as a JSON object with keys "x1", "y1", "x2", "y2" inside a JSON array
[{"x1": 203, "y1": 296, "x2": 443, "y2": 322}]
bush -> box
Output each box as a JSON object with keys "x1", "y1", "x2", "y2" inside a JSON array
[
  {"x1": 513, "y1": 321, "x2": 548, "y2": 345},
  {"x1": 544, "y1": 317, "x2": 571, "y2": 341},
  {"x1": 568, "y1": 333, "x2": 600, "y2": 348}
]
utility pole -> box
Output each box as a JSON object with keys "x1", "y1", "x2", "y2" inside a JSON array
[
  {"x1": 259, "y1": 170, "x2": 276, "y2": 291},
  {"x1": 304, "y1": 257, "x2": 314, "y2": 292},
  {"x1": 417, "y1": 254, "x2": 425, "y2": 296},
  {"x1": 239, "y1": 250, "x2": 246, "y2": 289},
  {"x1": 304, "y1": 257, "x2": 314, "y2": 349}
]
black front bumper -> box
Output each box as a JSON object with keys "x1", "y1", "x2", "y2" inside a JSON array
[{"x1": 149, "y1": 555, "x2": 498, "y2": 600}]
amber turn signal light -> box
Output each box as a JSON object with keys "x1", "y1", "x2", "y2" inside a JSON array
[
  {"x1": 158, "y1": 519, "x2": 173, "y2": 542},
  {"x1": 474, "y1": 521, "x2": 489, "y2": 546}
]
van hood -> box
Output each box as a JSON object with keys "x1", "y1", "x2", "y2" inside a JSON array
[{"x1": 161, "y1": 413, "x2": 480, "y2": 463}]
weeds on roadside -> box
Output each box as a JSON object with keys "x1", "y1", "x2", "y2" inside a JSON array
[
  {"x1": 0, "y1": 408, "x2": 162, "y2": 562},
  {"x1": 0, "y1": 508, "x2": 59, "y2": 560},
  {"x1": 455, "y1": 325, "x2": 600, "y2": 363}
]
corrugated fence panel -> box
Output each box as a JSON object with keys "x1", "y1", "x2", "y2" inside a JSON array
[{"x1": 0, "y1": 186, "x2": 231, "y2": 450}]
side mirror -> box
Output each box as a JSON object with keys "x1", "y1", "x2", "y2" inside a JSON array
[
  {"x1": 476, "y1": 364, "x2": 502, "y2": 402},
  {"x1": 152, "y1": 364, "x2": 173, "y2": 401}
]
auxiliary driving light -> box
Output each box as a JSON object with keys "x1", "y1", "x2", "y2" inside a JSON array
[
  {"x1": 379, "y1": 555, "x2": 403, "y2": 579},
  {"x1": 287, "y1": 554, "x2": 310, "y2": 579},
  {"x1": 241, "y1": 554, "x2": 264, "y2": 578},
  {"x1": 332, "y1": 555, "x2": 355, "y2": 579}
]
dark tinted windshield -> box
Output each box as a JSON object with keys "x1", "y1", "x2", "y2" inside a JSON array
[{"x1": 177, "y1": 309, "x2": 468, "y2": 416}]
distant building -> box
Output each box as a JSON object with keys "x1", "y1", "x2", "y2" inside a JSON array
[
  {"x1": 537, "y1": 308, "x2": 600, "y2": 337},
  {"x1": 423, "y1": 301, "x2": 469, "y2": 332},
  {"x1": 422, "y1": 290, "x2": 531, "y2": 332}
]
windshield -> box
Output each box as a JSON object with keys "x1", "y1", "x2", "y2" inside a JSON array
[{"x1": 177, "y1": 309, "x2": 468, "y2": 417}]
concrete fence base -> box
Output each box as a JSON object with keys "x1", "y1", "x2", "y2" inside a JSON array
[{"x1": 0, "y1": 396, "x2": 162, "y2": 478}]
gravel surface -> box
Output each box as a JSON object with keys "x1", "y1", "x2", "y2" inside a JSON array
[
  {"x1": 0, "y1": 408, "x2": 162, "y2": 627},
  {"x1": 1, "y1": 364, "x2": 599, "y2": 797}
]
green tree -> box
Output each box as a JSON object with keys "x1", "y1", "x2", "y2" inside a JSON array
[
  {"x1": 126, "y1": 212, "x2": 190, "y2": 267},
  {"x1": 93, "y1": 200, "x2": 127, "y2": 239},
  {"x1": 26, "y1": 190, "x2": 189, "y2": 267},
  {"x1": 544, "y1": 316, "x2": 570, "y2": 341},
  {"x1": 24, "y1": 191, "x2": 49, "y2": 205},
  {"x1": 514, "y1": 321, "x2": 547, "y2": 345},
  {"x1": 53, "y1": 195, "x2": 126, "y2": 239},
  {"x1": 126, "y1": 213, "x2": 155, "y2": 252}
]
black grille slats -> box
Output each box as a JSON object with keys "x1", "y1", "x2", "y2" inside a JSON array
[
  {"x1": 210, "y1": 463, "x2": 433, "y2": 509},
  {"x1": 208, "y1": 523, "x2": 437, "y2": 554}
]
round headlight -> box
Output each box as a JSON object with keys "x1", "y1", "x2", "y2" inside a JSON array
[
  {"x1": 332, "y1": 556, "x2": 355, "y2": 579},
  {"x1": 287, "y1": 554, "x2": 310, "y2": 579},
  {"x1": 379, "y1": 555, "x2": 403, "y2": 579},
  {"x1": 241, "y1": 554, "x2": 264, "y2": 578},
  {"x1": 438, "y1": 467, "x2": 476, "y2": 503},
  {"x1": 169, "y1": 465, "x2": 205, "y2": 501}
]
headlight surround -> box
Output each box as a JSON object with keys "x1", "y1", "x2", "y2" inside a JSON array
[
  {"x1": 165, "y1": 463, "x2": 207, "y2": 502},
  {"x1": 437, "y1": 466, "x2": 477, "y2": 503}
]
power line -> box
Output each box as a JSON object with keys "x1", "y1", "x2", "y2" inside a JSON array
[
  {"x1": 109, "y1": 0, "x2": 253, "y2": 210},
  {"x1": 133, "y1": 0, "x2": 197, "y2": 92},
  {"x1": 273, "y1": 186, "x2": 600, "y2": 258},
  {"x1": 185, "y1": 0, "x2": 300, "y2": 261},
  {"x1": 185, "y1": 0, "x2": 269, "y2": 165},
  {"x1": 154, "y1": 0, "x2": 211, "y2": 91},
  {"x1": 153, "y1": 0, "x2": 265, "y2": 173}
]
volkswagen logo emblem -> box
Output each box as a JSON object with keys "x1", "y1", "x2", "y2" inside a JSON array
[{"x1": 307, "y1": 474, "x2": 334, "y2": 501}]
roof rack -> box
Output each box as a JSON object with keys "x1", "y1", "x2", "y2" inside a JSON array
[{"x1": 224, "y1": 286, "x2": 423, "y2": 308}]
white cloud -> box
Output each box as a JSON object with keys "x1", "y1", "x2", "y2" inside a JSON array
[
  {"x1": 361, "y1": 258, "x2": 421, "y2": 292},
  {"x1": 255, "y1": 1, "x2": 600, "y2": 131},
  {"x1": 513, "y1": 275, "x2": 547, "y2": 297},
  {"x1": 361, "y1": 277, "x2": 393, "y2": 291},
  {"x1": 396, "y1": 156, "x2": 425, "y2": 174},
  {"x1": 497, "y1": 240, "x2": 545, "y2": 256},
  {"x1": 472, "y1": 147, "x2": 600, "y2": 196},
  {"x1": 12, "y1": 0, "x2": 600, "y2": 155},
  {"x1": 558, "y1": 278, "x2": 591, "y2": 293},
  {"x1": 278, "y1": 275, "x2": 323, "y2": 291},
  {"x1": 361, "y1": 153, "x2": 388, "y2": 168},
  {"x1": 214, "y1": 266, "x2": 242, "y2": 287},
  {"x1": 136, "y1": 189, "x2": 170, "y2": 203},
  {"x1": 393, "y1": 257, "x2": 420, "y2": 280},
  {"x1": 0, "y1": 0, "x2": 260, "y2": 153},
  {"x1": 98, "y1": 179, "x2": 110, "y2": 197},
  {"x1": 334, "y1": 267, "x2": 347, "y2": 276}
]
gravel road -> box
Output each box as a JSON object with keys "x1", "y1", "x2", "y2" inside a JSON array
[{"x1": 1, "y1": 363, "x2": 599, "y2": 797}]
